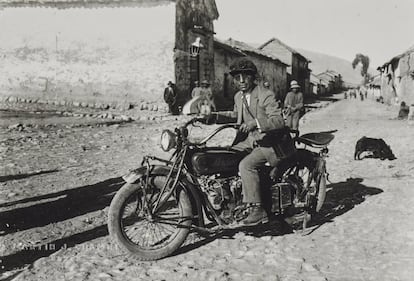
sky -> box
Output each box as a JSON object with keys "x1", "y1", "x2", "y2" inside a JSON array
[{"x1": 214, "y1": 0, "x2": 414, "y2": 68}]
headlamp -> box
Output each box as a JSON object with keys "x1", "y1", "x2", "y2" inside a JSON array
[{"x1": 160, "y1": 130, "x2": 177, "y2": 151}]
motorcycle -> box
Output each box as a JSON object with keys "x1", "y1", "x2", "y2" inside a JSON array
[{"x1": 107, "y1": 117, "x2": 336, "y2": 261}]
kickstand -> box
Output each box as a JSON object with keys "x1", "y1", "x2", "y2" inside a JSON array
[
  {"x1": 300, "y1": 211, "x2": 312, "y2": 236},
  {"x1": 290, "y1": 211, "x2": 312, "y2": 236}
]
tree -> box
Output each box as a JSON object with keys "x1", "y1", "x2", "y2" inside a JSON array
[{"x1": 352, "y1": 54, "x2": 370, "y2": 84}]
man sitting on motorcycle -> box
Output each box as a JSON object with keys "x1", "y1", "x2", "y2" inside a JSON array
[{"x1": 208, "y1": 58, "x2": 296, "y2": 226}]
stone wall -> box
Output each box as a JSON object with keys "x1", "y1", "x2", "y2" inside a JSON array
[
  {"x1": 396, "y1": 52, "x2": 414, "y2": 105},
  {"x1": 380, "y1": 59, "x2": 400, "y2": 105},
  {"x1": 174, "y1": 0, "x2": 217, "y2": 107},
  {"x1": 250, "y1": 55, "x2": 287, "y2": 101},
  {"x1": 213, "y1": 47, "x2": 242, "y2": 110},
  {"x1": 0, "y1": 5, "x2": 175, "y2": 106},
  {"x1": 379, "y1": 50, "x2": 414, "y2": 105},
  {"x1": 260, "y1": 40, "x2": 309, "y2": 97},
  {"x1": 213, "y1": 47, "x2": 287, "y2": 110}
]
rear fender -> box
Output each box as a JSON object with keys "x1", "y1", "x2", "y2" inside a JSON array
[
  {"x1": 122, "y1": 165, "x2": 205, "y2": 227},
  {"x1": 270, "y1": 149, "x2": 317, "y2": 180},
  {"x1": 316, "y1": 171, "x2": 327, "y2": 212},
  {"x1": 315, "y1": 158, "x2": 327, "y2": 212}
]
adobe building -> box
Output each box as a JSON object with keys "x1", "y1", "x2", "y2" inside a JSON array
[
  {"x1": 310, "y1": 73, "x2": 322, "y2": 95},
  {"x1": 378, "y1": 45, "x2": 414, "y2": 105},
  {"x1": 367, "y1": 75, "x2": 381, "y2": 99},
  {"x1": 213, "y1": 38, "x2": 287, "y2": 110},
  {"x1": 317, "y1": 70, "x2": 343, "y2": 94},
  {"x1": 259, "y1": 37, "x2": 311, "y2": 97}
]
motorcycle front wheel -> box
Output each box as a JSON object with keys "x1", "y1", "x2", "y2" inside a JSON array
[{"x1": 108, "y1": 175, "x2": 192, "y2": 261}]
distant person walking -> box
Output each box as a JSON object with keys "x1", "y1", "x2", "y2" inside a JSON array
[
  {"x1": 163, "y1": 81, "x2": 179, "y2": 115},
  {"x1": 284, "y1": 80, "x2": 304, "y2": 130},
  {"x1": 398, "y1": 101, "x2": 410, "y2": 120}
]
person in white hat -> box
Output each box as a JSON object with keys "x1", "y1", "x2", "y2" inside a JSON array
[{"x1": 283, "y1": 80, "x2": 304, "y2": 130}]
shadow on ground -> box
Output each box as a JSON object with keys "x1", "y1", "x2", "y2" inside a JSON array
[
  {"x1": 0, "y1": 225, "x2": 109, "y2": 275},
  {"x1": 0, "y1": 177, "x2": 383, "y2": 273},
  {"x1": 0, "y1": 177, "x2": 124, "y2": 235},
  {"x1": 309, "y1": 177, "x2": 383, "y2": 228},
  {"x1": 305, "y1": 94, "x2": 341, "y2": 104},
  {"x1": 0, "y1": 170, "x2": 59, "y2": 184},
  {"x1": 175, "y1": 177, "x2": 383, "y2": 256},
  {"x1": 0, "y1": 177, "x2": 124, "y2": 275}
]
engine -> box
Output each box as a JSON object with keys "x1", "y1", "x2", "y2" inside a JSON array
[
  {"x1": 198, "y1": 171, "x2": 308, "y2": 219},
  {"x1": 197, "y1": 175, "x2": 242, "y2": 213}
]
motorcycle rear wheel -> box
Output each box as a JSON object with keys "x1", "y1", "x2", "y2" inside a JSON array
[
  {"x1": 108, "y1": 176, "x2": 192, "y2": 261},
  {"x1": 275, "y1": 153, "x2": 322, "y2": 212}
]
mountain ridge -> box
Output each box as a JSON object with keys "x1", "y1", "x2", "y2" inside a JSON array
[{"x1": 297, "y1": 48, "x2": 372, "y2": 86}]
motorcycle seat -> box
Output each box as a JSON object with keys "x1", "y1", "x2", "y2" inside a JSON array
[{"x1": 297, "y1": 132, "x2": 335, "y2": 147}]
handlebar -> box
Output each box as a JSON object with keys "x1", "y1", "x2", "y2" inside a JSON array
[
  {"x1": 182, "y1": 117, "x2": 206, "y2": 128},
  {"x1": 197, "y1": 123, "x2": 240, "y2": 145},
  {"x1": 181, "y1": 117, "x2": 338, "y2": 148},
  {"x1": 180, "y1": 116, "x2": 239, "y2": 146},
  {"x1": 289, "y1": 129, "x2": 300, "y2": 139}
]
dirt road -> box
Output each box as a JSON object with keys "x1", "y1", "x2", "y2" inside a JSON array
[{"x1": 1, "y1": 97, "x2": 414, "y2": 281}]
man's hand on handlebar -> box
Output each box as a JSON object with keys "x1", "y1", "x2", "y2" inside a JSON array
[
  {"x1": 239, "y1": 120, "x2": 257, "y2": 133},
  {"x1": 203, "y1": 113, "x2": 218, "y2": 125},
  {"x1": 196, "y1": 112, "x2": 237, "y2": 125}
]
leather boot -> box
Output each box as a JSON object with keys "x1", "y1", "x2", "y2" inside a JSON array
[{"x1": 239, "y1": 203, "x2": 268, "y2": 226}]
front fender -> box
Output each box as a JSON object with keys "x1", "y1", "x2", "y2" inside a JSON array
[
  {"x1": 122, "y1": 165, "x2": 181, "y2": 183},
  {"x1": 122, "y1": 166, "x2": 148, "y2": 183},
  {"x1": 122, "y1": 165, "x2": 205, "y2": 227}
]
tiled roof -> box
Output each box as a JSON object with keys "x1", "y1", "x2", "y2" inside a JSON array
[
  {"x1": 316, "y1": 73, "x2": 334, "y2": 82},
  {"x1": 310, "y1": 73, "x2": 320, "y2": 83},
  {"x1": 325, "y1": 69, "x2": 340, "y2": 76},
  {"x1": 214, "y1": 38, "x2": 245, "y2": 56},
  {"x1": 258, "y1": 37, "x2": 310, "y2": 62},
  {"x1": 381, "y1": 44, "x2": 414, "y2": 67},
  {"x1": 223, "y1": 38, "x2": 288, "y2": 66},
  {"x1": 318, "y1": 70, "x2": 338, "y2": 78},
  {"x1": 369, "y1": 75, "x2": 381, "y2": 86}
]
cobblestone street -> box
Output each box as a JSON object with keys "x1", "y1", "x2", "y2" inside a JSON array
[
  {"x1": 0, "y1": 101, "x2": 178, "y2": 278},
  {"x1": 1, "y1": 98, "x2": 414, "y2": 281}
]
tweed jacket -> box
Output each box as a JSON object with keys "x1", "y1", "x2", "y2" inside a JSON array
[{"x1": 219, "y1": 85, "x2": 295, "y2": 165}]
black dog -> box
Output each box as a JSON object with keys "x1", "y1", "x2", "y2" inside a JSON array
[{"x1": 354, "y1": 137, "x2": 396, "y2": 160}]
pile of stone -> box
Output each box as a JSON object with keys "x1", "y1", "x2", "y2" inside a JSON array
[{"x1": 1, "y1": 95, "x2": 176, "y2": 124}]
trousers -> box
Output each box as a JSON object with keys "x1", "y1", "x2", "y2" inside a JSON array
[
  {"x1": 233, "y1": 138, "x2": 270, "y2": 204},
  {"x1": 286, "y1": 111, "x2": 300, "y2": 130}
]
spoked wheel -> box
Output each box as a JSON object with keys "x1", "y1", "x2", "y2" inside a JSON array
[
  {"x1": 278, "y1": 159, "x2": 316, "y2": 204},
  {"x1": 274, "y1": 151, "x2": 324, "y2": 231},
  {"x1": 108, "y1": 175, "x2": 192, "y2": 260}
]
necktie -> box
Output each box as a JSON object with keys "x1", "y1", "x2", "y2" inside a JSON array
[{"x1": 242, "y1": 94, "x2": 255, "y2": 120}]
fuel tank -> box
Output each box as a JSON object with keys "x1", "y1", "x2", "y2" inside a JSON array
[{"x1": 190, "y1": 148, "x2": 246, "y2": 176}]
